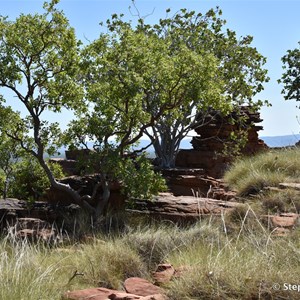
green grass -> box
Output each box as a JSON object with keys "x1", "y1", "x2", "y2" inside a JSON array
[
  {"x1": 224, "y1": 147, "x2": 300, "y2": 196},
  {"x1": 1, "y1": 216, "x2": 300, "y2": 300}
]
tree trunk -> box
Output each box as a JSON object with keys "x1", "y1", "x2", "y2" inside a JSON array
[{"x1": 37, "y1": 155, "x2": 96, "y2": 215}]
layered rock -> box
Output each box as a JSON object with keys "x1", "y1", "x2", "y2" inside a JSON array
[
  {"x1": 176, "y1": 107, "x2": 268, "y2": 178},
  {"x1": 128, "y1": 192, "x2": 238, "y2": 223}
]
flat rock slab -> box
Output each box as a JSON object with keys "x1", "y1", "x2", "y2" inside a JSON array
[
  {"x1": 262, "y1": 213, "x2": 299, "y2": 229},
  {"x1": 124, "y1": 277, "x2": 163, "y2": 297},
  {"x1": 128, "y1": 193, "x2": 238, "y2": 221},
  {"x1": 63, "y1": 287, "x2": 166, "y2": 300},
  {"x1": 279, "y1": 183, "x2": 300, "y2": 191},
  {"x1": 63, "y1": 287, "x2": 117, "y2": 300},
  {"x1": 271, "y1": 213, "x2": 299, "y2": 228}
]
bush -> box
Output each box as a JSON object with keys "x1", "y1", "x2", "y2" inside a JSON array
[{"x1": 8, "y1": 158, "x2": 65, "y2": 201}]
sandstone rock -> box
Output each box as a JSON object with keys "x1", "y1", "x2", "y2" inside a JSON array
[
  {"x1": 124, "y1": 277, "x2": 163, "y2": 297},
  {"x1": 12, "y1": 217, "x2": 58, "y2": 242},
  {"x1": 271, "y1": 213, "x2": 299, "y2": 228},
  {"x1": 63, "y1": 287, "x2": 166, "y2": 300},
  {"x1": 175, "y1": 107, "x2": 268, "y2": 179},
  {"x1": 65, "y1": 149, "x2": 94, "y2": 161},
  {"x1": 139, "y1": 295, "x2": 167, "y2": 300},
  {"x1": 108, "y1": 291, "x2": 141, "y2": 299},
  {"x1": 49, "y1": 158, "x2": 78, "y2": 176},
  {"x1": 63, "y1": 287, "x2": 114, "y2": 300},
  {"x1": 279, "y1": 182, "x2": 300, "y2": 191},
  {"x1": 128, "y1": 193, "x2": 238, "y2": 223},
  {"x1": 272, "y1": 227, "x2": 291, "y2": 237},
  {"x1": 45, "y1": 175, "x2": 125, "y2": 210},
  {"x1": 152, "y1": 264, "x2": 175, "y2": 285}
]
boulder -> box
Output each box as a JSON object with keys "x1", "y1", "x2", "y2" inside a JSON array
[
  {"x1": 152, "y1": 264, "x2": 175, "y2": 285},
  {"x1": 124, "y1": 277, "x2": 163, "y2": 297},
  {"x1": 10, "y1": 217, "x2": 58, "y2": 242},
  {"x1": 271, "y1": 213, "x2": 299, "y2": 228},
  {"x1": 63, "y1": 287, "x2": 121, "y2": 300},
  {"x1": 0, "y1": 198, "x2": 81, "y2": 236}
]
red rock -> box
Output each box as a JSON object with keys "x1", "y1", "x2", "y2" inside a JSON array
[
  {"x1": 63, "y1": 288, "x2": 167, "y2": 300},
  {"x1": 108, "y1": 291, "x2": 141, "y2": 299},
  {"x1": 176, "y1": 107, "x2": 268, "y2": 178},
  {"x1": 129, "y1": 193, "x2": 238, "y2": 223},
  {"x1": 271, "y1": 213, "x2": 298, "y2": 228},
  {"x1": 152, "y1": 264, "x2": 175, "y2": 284},
  {"x1": 63, "y1": 287, "x2": 139, "y2": 300},
  {"x1": 63, "y1": 287, "x2": 113, "y2": 300},
  {"x1": 139, "y1": 295, "x2": 167, "y2": 300},
  {"x1": 124, "y1": 278, "x2": 163, "y2": 297},
  {"x1": 109, "y1": 292, "x2": 167, "y2": 300}
]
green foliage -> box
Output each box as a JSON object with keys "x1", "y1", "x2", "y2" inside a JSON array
[
  {"x1": 140, "y1": 7, "x2": 269, "y2": 167},
  {"x1": 224, "y1": 147, "x2": 300, "y2": 196},
  {"x1": 280, "y1": 41, "x2": 300, "y2": 102},
  {"x1": 7, "y1": 158, "x2": 64, "y2": 201},
  {"x1": 116, "y1": 155, "x2": 167, "y2": 200},
  {"x1": 0, "y1": 0, "x2": 82, "y2": 179}
]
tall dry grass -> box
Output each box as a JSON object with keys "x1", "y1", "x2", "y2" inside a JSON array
[
  {"x1": 224, "y1": 147, "x2": 300, "y2": 196},
  {"x1": 0, "y1": 211, "x2": 299, "y2": 299}
]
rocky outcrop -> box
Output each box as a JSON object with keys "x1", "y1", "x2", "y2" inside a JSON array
[
  {"x1": 176, "y1": 107, "x2": 268, "y2": 178},
  {"x1": 160, "y1": 168, "x2": 236, "y2": 199},
  {"x1": 152, "y1": 264, "x2": 175, "y2": 285},
  {"x1": 11, "y1": 217, "x2": 58, "y2": 242},
  {"x1": 0, "y1": 198, "x2": 80, "y2": 236},
  {"x1": 128, "y1": 192, "x2": 238, "y2": 223}
]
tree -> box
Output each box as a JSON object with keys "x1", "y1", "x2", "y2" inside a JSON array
[
  {"x1": 73, "y1": 11, "x2": 229, "y2": 171},
  {"x1": 280, "y1": 42, "x2": 300, "y2": 102},
  {"x1": 0, "y1": 1, "x2": 99, "y2": 215},
  {"x1": 0, "y1": 0, "x2": 165, "y2": 219},
  {"x1": 139, "y1": 8, "x2": 269, "y2": 168}
]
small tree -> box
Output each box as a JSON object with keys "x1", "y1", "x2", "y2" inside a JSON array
[
  {"x1": 0, "y1": 1, "x2": 166, "y2": 219},
  {"x1": 0, "y1": 1, "x2": 99, "y2": 215},
  {"x1": 280, "y1": 41, "x2": 300, "y2": 102}
]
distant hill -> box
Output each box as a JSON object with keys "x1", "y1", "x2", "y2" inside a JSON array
[{"x1": 260, "y1": 134, "x2": 300, "y2": 148}]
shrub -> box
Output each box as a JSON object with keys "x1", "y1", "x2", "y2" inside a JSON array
[{"x1": 9, "y1": 157, "x2": 65, "y2": 201}]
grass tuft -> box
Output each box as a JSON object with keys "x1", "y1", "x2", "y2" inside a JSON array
[{"x1": 224, "y1": 147, "x2": 300, "y2": 196}]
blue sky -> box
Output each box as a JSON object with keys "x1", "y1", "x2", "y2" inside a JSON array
[{"x1": 1, "y1": 0, "x2": 300, "y2": 137}]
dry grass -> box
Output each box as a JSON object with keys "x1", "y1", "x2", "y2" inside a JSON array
[
  {"x1": 224, "y1": 147, "x2": 300, "y2": 196},
  {"x1": 1, "y1": 215, "x2": 299, "y2": 300}
]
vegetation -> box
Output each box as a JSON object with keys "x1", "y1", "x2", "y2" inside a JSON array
[
  {"x1": 224, "y1": 147, "x2": 300, "y2": 216},
  {"x1": 0, "y1": 216, "x2": 300, "y2": 300},
  {"x1": 4, "y1": 157, "x2": 65, "y2": 201},
  {"x1": 224, "y1": 147, "x2": 300, "y2": 196},
  {"x1": 0, "y1": 0, "x2": 270, "y2": 220},
  {"x1": 280, "y1": 41, "x2": 300, "y2": 102}
]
